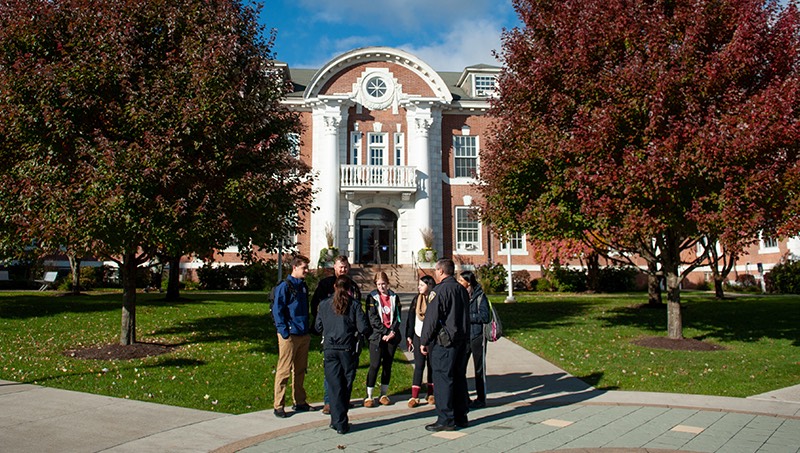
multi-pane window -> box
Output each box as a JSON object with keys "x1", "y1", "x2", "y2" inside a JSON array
[
  {"x1": 350, "y1": 132, "x2": 361, "y2": 165},
  {"x1": 453, "y1": 135, "x2": 478, "y2": 178},
  {"x1": 456, "y1": 207, "x2": 480, "y2": 251},
  {"x1": 474, "y1": 75, "x2": 497, "y2": 96},
  {"x1": 761, "y1": 232, "x2": 779, "y2": 251},
  {"x1": 368, "y1": 133, "x2": 386, "y2": 184},
  {"x1": 287, "y1": 133, "x2": 300, "y2": 158},
  {"x1": 368, "y1": 133, "x2": 386, "y2": 165},
  {"x1": 499, "y1": 232, "x2": 525, "y2": 251},
  {"x1": 394, "y1": 133, "x2": 404, "y2": 166}
]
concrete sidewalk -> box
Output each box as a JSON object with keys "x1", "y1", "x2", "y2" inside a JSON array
[{"x1": 2, "y1": 336, "x2": 799, "y2": 452}]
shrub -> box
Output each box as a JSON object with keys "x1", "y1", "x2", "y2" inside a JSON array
[
  {"x1": 197, "y1": 263, "x2": 232, "y2": 290},
  {"x1": 476, "y1": 262, "x2": 507, "y2": 294},
  {"x1": 548, "y1": 266, "x2": 587, "y2": 292},
  {"x1": 765, "y1": 259, "x2": 800, "y2": 294},
  {"x1": 534, "y1": 278, "x2": 555, "y2": 292},
  {"x1": 512, "y1": 270, "x2": 531, "y2": 290},
  {"x1": 596, "y1": 266, "x2": 639, "y2": 292}
]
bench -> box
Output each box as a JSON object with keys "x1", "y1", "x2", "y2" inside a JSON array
[{"x1": 35, "y1": 271, "x2": 58, "y2": 291}]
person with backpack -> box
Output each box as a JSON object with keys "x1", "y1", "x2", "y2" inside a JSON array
[
  {"x1": 272, "y1": 255, "x2": 313, "y2": 418},
  {"x1": 458, "y1": 270, "x2": 490, "y2": 409},
  {"x1": 315, "y1": 275, "x2": 371, "y2": 434}
]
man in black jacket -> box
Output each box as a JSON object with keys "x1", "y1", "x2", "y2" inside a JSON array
[{"x1": 420, "y1": 258, "x2": 470, "y2": 431}]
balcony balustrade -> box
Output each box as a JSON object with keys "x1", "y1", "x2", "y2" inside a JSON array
[{"x1": 340, "y1": 165, "x2": 417, "y2": 193}]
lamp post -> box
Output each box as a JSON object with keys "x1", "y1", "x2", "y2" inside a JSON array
[{"x1": 505, "y1": 234, "x2": 516, "y2": 303}]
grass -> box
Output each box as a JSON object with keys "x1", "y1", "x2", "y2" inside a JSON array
[
  {"x1": 493, "y1": 291, "x2": 800, "y2": 397},
  {"x1": 0, "y1": 291, "x2": 413, "y2": 414}
]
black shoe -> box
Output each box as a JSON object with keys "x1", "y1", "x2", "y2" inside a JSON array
[
  {"x1": 425, "y1": 423, "x2": 455, "y2": 432},
  {"x1": 455, "y1": 419, "x2": 469, "y2": 428},
  {"x1": 292, "y1": 403, "x2": 312, "y2": 412},
  {"x1": 273, "y1": 408, "x2": 287, "y2": 418},
  {"x1": 470, "y1": 399, "x2": 486, "y2": 409},
  {"x1": 336, "y1": 424, "x2": 350, "y2": 434}
]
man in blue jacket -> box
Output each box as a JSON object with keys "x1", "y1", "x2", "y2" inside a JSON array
[{"x1": 273, "y1": 255, "x2": 312, "y2": 418}]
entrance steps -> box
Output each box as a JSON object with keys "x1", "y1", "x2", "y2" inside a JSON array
[{"x1": 350, "y1": 264, "x2": 431, "y2": 293}]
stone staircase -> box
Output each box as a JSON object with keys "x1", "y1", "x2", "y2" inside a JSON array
[{"x1": 350, "y1": 264, "x2": 429, "y2": 294}]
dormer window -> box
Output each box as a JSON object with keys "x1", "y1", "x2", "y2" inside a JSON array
[{"x1": 474, "y1": 75, "x2": 497, "y2": 97}]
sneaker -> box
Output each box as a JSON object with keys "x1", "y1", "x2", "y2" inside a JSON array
[
  {"x1": 364, "y1": 398, "x2": 375, "y2": 408},
  {"x1": 379, "y1": 395, "x2": 391, "y2": 406},
  {"x1": 322, "y1": 404, "x2": 330, "y2": 415},
  {"x1": 292, "y1": 403, "x2": 311, "y2": 412},
  {"x1": 408, "y1": 398, "x2": 419, "y2": 408},
  {"x1": 426, "y1": 395, "x2": 435, "y2": 405},
  {"x1": 273, "y1": 408, "x2": 287, "y2": 418}
]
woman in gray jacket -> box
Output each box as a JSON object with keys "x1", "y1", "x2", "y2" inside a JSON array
[{"x1": 459, "y1": 270, "x2": 490, "y2": 408}]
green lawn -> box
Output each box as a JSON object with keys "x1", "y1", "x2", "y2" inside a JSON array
[
  {"x1": 493, "y1": 292, "x2": 800, "y2": 397},
  {"x1": 1, "y1": 291, "x2": 797, "y2": 415},
  {"x1": 0, "y1": 291, "x2": 413, "y2": 414}
]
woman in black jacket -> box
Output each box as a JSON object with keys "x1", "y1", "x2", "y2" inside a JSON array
[
  {"x1": 315, "y1": 275, "x2": 370, "y2": 434},
  {"x1": 459, "y1": 270, "x2": 490, "y2": 408},
  {"x1": 363, "y1": 271, "x2": 402, "y2": 407},
  {"x1": 404, "y1": 274, "x2": 436, "y2": 407}
]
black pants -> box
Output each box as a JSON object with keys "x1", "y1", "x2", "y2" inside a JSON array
[
  {"x1": 431, "y1": 341, "x2": 469, "y2": 427},
  {"x1": 324, "y1": 348, "x2": 356, "y2": 430},
  {"x1": 366, "y1": 339, "x2": 397, "y2": 387},
  {"x1": 467, "y1": 334, "x2": 487, "y2": 402},
  {"x1": 412, "y1": 335, "x2": 433, "y2": 387}
]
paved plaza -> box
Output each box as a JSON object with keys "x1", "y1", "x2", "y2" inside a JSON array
[{"x1": 1, "y1": 322, "x2": 798, "y2": 453}]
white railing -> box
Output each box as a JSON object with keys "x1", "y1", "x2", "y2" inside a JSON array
[{"x1": 340, "y1": 165, "x2": 417, "y2": 191}]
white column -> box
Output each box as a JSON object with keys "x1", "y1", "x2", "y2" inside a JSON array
[{"x1": 409, "y1": 110, "x2": 433, "y2": 253}]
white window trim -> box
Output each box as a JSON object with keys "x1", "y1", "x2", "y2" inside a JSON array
[
  {"x1": 350, "y1": 132, "x2": 362, "y2": 165},
  {"x1": 367, "y1": 132, "x2": 388, "y2": 166},
  {"x1": 759, "y1": 231, "x2": 779, "y2": 254},
  {"x1": 498, "y1": 232, "x2": 528, "y2": 256},
  {"x1": 473, "y1": 74, "x2": 497, "y2": 97},
  {"x1": 455, "y1": 206, "x2": 482, "y2": 254},
  {"x1": 452, "y1": 135, "x2": 479, "y2": 183},
  {"x1": 393, "y1": 132, "x2": 404, "y2": 166}
]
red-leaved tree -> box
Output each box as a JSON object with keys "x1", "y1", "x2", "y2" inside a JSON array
[
  {"x1": 0, "y1": 0, "x2": 313, "y2": 344},
  {"x1": 480, "y1": 0, "x2": 800, "y2": 339}
]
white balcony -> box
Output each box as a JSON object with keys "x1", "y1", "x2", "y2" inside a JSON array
[{"x1": 340, "y1": 165, "x2": 417, "y2": 193}]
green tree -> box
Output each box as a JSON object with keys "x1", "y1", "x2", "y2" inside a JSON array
[
  {"x1": 480, "y1": 0, "x2": 800, "y2": 339},
  {"x1": 0, "y1": 0, "x2": 313, "y2": 344}
]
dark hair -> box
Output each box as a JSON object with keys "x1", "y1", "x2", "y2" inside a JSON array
[
  {"x1": 436, "y1": 258, "x2": 455, "y2": 276},
  {"x1": 459, "y1": 270, "x2": 479, "y2": 288},
  {"x1": 333, "y1": 255, "x2": 350, "y2": 265},
  {"x1": 420, "y1": 275, "x2": 435, "y2": 291},
  {"x1": 291, "y1": 255, "x2": 310, "y2": 268},
  {"x1": 333, "y1": 275, "x2": 352, "y2": 315}
]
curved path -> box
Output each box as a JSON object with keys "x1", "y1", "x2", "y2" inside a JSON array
[{"x1": 2, "y1": 333, "x2": 798, "y2": 453}]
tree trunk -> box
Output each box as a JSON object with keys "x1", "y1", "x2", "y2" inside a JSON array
[
  {"x1": 647, "y1": 261, "x2": 663, "y2": 306},
  {"x1": 586, "y1": 252, "x2": 600, "y2": 292},
  {"x1": 714, "y1": 277, "x2": 725, "y2": 299},
  {"x1": 665, "y1": 270, "x2": 683, "y2": 339},
  {"x1": 68, "y1": 253, "x2": 81, "y2": 295},
  {"x1": 120, "y1": 252, "x2": 138, "y2": 345},
  {"x1": 166, "y1": 256, "x2": 181, "y2": 301}
]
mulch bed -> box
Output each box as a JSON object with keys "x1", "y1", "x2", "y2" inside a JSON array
[
  {"x1": 64, "y1": 342, "x2": 177, "y2": 360},
  {"x1": 633, "y1": 336, "x2": 726, "y2": 351}
]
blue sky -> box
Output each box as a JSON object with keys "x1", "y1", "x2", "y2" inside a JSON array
[{"x1": 258, "y1": 0, "x2": 522, "y2": 72}]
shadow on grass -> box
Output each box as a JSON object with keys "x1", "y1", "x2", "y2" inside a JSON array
[
  {"x1": 152, "y1": 313, "x2": 274, "y2": 351},
  {"x1": 600, "y1": 294, "x2": 800, "y2": 346},
  {"x1": 492, "y1": 300, "x2": 595, "y2": 335}
]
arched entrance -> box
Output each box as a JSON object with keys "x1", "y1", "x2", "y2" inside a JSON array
[{"x1": 356, "y1": 208, "x2": 397, "y2": 265}]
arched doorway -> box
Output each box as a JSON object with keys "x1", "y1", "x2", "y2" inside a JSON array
[{"x1": 356, "y1": 208, "x2": 397, "y2": 265}]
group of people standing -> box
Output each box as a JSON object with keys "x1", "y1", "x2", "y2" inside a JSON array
[{"x1": 271, "y1": 254, "x2": 491, "y2": 434}]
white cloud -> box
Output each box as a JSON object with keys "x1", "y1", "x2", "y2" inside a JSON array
[
  {"x1": 400, "y1": 19, "x2": 504, "y2": 71},
  {"x1": 297, "y1": 0, "x2": 497, "y2": 30}
]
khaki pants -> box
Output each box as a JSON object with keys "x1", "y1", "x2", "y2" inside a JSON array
[{"x1": 273, "y1": 334, "x2": 311, "y2": 410}]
